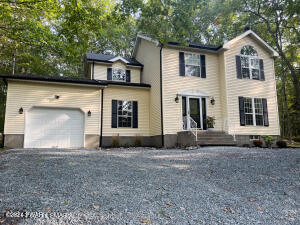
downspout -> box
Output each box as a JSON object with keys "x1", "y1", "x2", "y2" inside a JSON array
[
  {"x1": 92, "y1": 62, "x2": 95, "y2": 80},
  {"x1": 159, "y1": 44, "x2": 164, "y2": 147},
  {"x1": 99, "y1": 88, "x2": 104, "y2": 147}
]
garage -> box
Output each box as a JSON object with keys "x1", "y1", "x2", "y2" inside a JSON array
[{"x1": 24, "y1": 107, "x2": 84, "y2": 148}]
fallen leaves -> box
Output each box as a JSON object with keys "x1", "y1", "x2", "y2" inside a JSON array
[
  {"x1": 140, "y1": 219, "x2": 151, "y2": 223},
  {"x1": 167, "y1": 202, "x2": 173, "y2": 206},
  {"x1": 45, "y1": 207, "x2": 51, "y2": 211},
  {"x1": 222, "y1": 207, "x2": 235, "y2": 214},
  {"x1": 93, "y1": 205, "x2": 100, "y2": 209},
  {"x1": 257, "y1": 206, "x2": 263, "y2": 211}
]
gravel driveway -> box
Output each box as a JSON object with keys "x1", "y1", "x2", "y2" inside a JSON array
[{"x1": 0, "y1": 147, "x2": 299, "y2": 225}]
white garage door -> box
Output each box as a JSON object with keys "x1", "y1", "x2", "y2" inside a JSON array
[{"x1": 24, "y1": 107, "x2": 84, "y2": 148}]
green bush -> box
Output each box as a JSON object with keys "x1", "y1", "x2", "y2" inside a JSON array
[
  {"x1": 134, "y1": 135, "x2": 142, "y2": 147},
  {"x1": 112, "y1": 134, "x2": 120, "y2": 148},
  {"x1": 253, "y1": 139, "x2": 263, "y2": 147},
  {"x1": 262, "y1": 135, "x2": 276, "y2": 148},
  {"x1": 292, "y1": 136, "x2": 300, "y2": 142},
  {"x1": 276, "y1": 140, "x2": 287, "y2": 148}
]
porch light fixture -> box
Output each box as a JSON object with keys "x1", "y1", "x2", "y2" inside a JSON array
[
  {"x1": 87, "y1": 110, "x2": 92, "y2": 117},
  {"x1": 175, "y1": 95, "x2": 179, "y2": 103},
  {"x1": 210, "y1": 97, "x2": 215, "y2": 105},
  {"x1": 55, "y1": 95, "x2": 60, "y2": 99},
  {"x1": 19, "y1": 107, "x2": 23, "y2": 114}
]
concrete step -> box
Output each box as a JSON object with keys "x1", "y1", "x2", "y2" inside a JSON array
[{"x1": 197, "y1": 142, "x2": 237, "y2": 146}]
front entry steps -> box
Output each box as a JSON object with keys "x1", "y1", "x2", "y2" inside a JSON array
[
  {"x1": 196, "y1": 131, "x2": 236, "y2": 146},
  {"x1": 177, "y1": 130, "x2": 236, "y2": 147}
]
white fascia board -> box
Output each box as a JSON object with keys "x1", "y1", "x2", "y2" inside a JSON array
[
  {"x1": 108, "y1": 56, "x2": 129, "y2": 64},
  {"x1": 222, "y1": 30, "x2": 279, "y2": 57}
]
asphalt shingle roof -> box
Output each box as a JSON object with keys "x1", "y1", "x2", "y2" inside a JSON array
[{"x1": 0, "y1": 74, "x2": 151, "y2": 88}]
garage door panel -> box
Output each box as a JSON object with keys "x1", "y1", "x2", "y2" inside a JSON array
[{"x1": 24, "y1": 108, "x2": 84, "y2": 148}]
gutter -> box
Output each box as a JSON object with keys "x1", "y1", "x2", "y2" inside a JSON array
[{"x1": 159, "y1": 44, "x2": 164, "y2": 147}]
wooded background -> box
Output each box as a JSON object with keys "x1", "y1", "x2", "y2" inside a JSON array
[{"x1": 0, "y1": 0, "x2": 299, "y2": 139}]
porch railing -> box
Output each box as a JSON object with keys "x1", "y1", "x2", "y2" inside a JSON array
[
  {"x1": 223, "y1": 118, "x2": 236, "y2": 141},
  {"x1": 182, "y1": 116, "x2": 198, "y2": 141}
]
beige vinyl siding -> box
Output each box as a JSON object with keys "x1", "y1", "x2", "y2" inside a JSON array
[
  {"x1": 218, "y1": 51, "x2": 229, "y2": 132},
  {"x1": 94, "y1": 61, "x2": 141, "y2": 83},
  {"x1": 162, "y1": 47, "x2": 223, "y2": 134},
  {"x1": 102, "y1": 86, "x2": 150, "y2": 136},
  {"x1": 135, "y1": 39, "x2": 161, "y2": 136},
  {"x1": 4, "y1": 80, "x2": 101, "y2": 135},
  {"x1": 224, "y1": 35, "x2": 280, "y2": 135}
]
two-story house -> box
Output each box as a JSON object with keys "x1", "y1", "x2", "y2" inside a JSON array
[{"x1": 1, "y1": 29, "x2": 280, "y2": 148}]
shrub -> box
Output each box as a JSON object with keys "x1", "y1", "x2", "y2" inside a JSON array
[
  {"x1": 292, "y1": 136, "x2": 300, "y2": 142},
  {"x1": 262, "y1": 135, "x2": 276, "y2": 148},
  {"x1": 276, "y1": 140, "x2": 287, "y2": 148},
  {"x1": 124, "y1": 141, "x2": 130, "y2": 148},
  {"x1": 253, "y1": 139, "x2": 263, "y2": 147},
  {"x1": 134, "y1": 134, "x2": 142, "y2": 147},
  {"x1": 112, "y1": 134, "x2": 120, "y2": 148},
  {"x1": 206, "y1": 116, "x2": 216, "y2": 128}
]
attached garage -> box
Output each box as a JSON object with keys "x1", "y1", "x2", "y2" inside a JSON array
[{"x1": 24, "y1": 107, "x2": 84, "y2": 148}]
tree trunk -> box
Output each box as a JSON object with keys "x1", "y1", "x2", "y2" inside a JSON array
[{"x1": 282, "y1": 72, "x2": 292, "y2": 141}]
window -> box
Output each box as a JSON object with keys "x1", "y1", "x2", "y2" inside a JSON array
[
  {"x1": 185, "y1": 53, "x2": 201, "y2": 77},
  {"x1": 240, "y1": 45, "x2": 260, "y2": 80},
  {"x1": 117, "y1": 100, "x2": 132, "y2": 127},
  {"x1": 250, "y1": 135, "x2": 260, "y2": 140},
  {"x1": 244, "y1": 97, "x2": 253, "y2": 125},
  {"x1": 112, "y1": 68, "x2": 126, "y2": 81},
  {"x1": 254, "y1": 98, "x2": 264, "y2": 126},
  {"x1": 244, "y1": 97, "x2": 264, "y2": 126}
]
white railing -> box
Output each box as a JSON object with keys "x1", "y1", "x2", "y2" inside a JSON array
[
  {"x1": 223, "y1": 118, "x2": 236, "y2": 141},
  {"x1": 182, "y1": 116, "x2": 198, "y2": 141}
]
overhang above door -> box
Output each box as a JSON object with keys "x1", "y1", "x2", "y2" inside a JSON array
[{"x1": 178, "y1": 89, "x2": 211, "y2": 97}]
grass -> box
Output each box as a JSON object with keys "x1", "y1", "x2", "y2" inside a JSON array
[
  {"x1": 0, "y1": 147, "x2": 9, "y2": 152},
  {"x1": 288, "y1": 142, "x2": 300, "y2": 148}
]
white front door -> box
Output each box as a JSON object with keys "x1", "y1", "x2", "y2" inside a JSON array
[
  {"x1": 182, "y1": 96, "x2": 207, "y2": 130},
  {"x1": 24, "y1": 107, "x2": 84, "y2": 148}
]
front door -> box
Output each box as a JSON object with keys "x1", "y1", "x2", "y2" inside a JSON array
[
  {"x1": 182, "y1": 96, "x2": 207, "y2": 130},
  {"x1": 189, "y1": 98, "x2": 201, "y2": 129}
]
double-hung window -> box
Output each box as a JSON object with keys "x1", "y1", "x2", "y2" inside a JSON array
[
  {"x1": 240, "y1": 45, "x2": 261, "y2": 80},
  {"x1": 117, "y1": 100, "x2": 132, "y2": 127},
  {"x1": 244, "y1": 97, "x2": 264, "y2": 126},
  {"x1": 112, "y1": 68, "x2": 126, "y2": 82},
  {"x1": 185, "y1": 53, "x2": 201, "y2": 77}
]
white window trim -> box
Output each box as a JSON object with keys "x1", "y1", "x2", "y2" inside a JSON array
[
  {"x1": 112, "y1": 68, "x2": 126, "y2": 82},
  {"x1": 240, "y1": 55, "x2": 260, "y2": 80},
  {"x1": 117, "y1": 100, "x2": 133, "y2": 128},
  {"x1": 244, "y1": 97, "x2": 264, "y2": 126},
  {"x1": 249, "y1": 135, "x2": 261, "y2": 140},
  {"x1": 185, "y1": 53, "x2": 201, "y2": 77}
]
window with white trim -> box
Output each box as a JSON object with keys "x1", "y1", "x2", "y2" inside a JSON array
[
  {"x1": 117, "y1": 100, "x2": 132, "y2": 127},
  {"x1": 240, "y1": 45, "x2": 260, "y2": 80},
  {"x1": 244, "y1": 97, "x2": 264, "y2": 126},
  {"x1": 112, "y1": 68, "x2": 126, "y2": 81},
  {"x1": 185, "y1": 53, "x2": 201, "y2": 77},
  {"x1": 250, "y1": 135, "x2": 260, "y2": 140}
]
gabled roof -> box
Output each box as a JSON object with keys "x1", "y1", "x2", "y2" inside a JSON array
[
  {"x1": 133, "y1": 30, "x2": 279, "y2": 57},
  {"x1": 0, "y1": 74, "x2": 151, "y2": 88},
  {"x1": 85, "y1": 53, "x2": 143, "y2": 67},
  {"x1": 222, "y1": 30, "x2": 279, "y2": 57}
]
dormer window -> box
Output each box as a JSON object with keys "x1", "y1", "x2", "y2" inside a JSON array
[
  {"x1": 236, "y1": 45, "x2": 265, "y2": 81},
  {"x1": 107, "y1": 68, "x2": 131, "y2": 82},
  {"x1": 112, "y1": 68, "x2": 126, "y2": 82}
]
